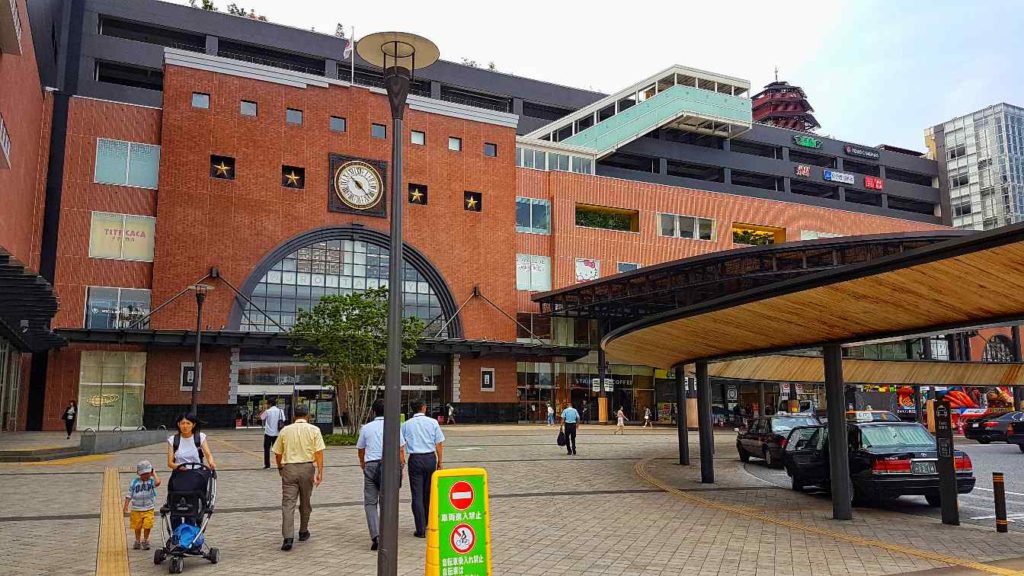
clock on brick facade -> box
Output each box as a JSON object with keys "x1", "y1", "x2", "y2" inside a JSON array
[{"x1": 328, "y1": 154, "x2": 388, "y2": 217}]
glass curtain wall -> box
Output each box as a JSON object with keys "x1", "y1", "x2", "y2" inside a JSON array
[{"x1": 77, "y1": 351, "x2": 146, "y2": 430}]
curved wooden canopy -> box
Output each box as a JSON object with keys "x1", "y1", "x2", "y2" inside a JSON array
[
  {"x1": 604, "y1": 223, "x2": 1024, "y2": 369},
  {"x1": 708, "y1": 354, "x2": 1024, "y2": 386}
]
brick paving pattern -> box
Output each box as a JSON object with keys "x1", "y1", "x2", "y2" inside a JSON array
[{"x1": 2, "y1": 426, "x2": 1023, "y2": 575}]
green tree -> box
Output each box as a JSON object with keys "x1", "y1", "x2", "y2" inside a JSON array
[
  {"x1": 732, "y1": 229, "x2": 775, "y2": 246},
  {"x1": 290, "y1": 288, "x2": 424, "y2": 434},
  {"x1": 188, "y1": 0, "x2": 218, "y2": 10}
]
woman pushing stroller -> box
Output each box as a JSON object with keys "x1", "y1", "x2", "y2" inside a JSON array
[{"x1": 166, "y1": 413, "x2": 217, "y2": 471}]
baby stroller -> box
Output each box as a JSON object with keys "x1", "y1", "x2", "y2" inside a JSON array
[{"x1": 153, "y1": 463, "x2": 219, "y2": 573}]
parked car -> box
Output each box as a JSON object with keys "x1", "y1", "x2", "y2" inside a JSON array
[
  {"x1": 1005, "y1": 421, "x2": 1024, "y2": 453},
  {"x1": 783, "y1": 421, "x2": 975, "y2": 505},
  {"x1": 736, "y1": 414, "x2": 819, "y2": 468},
  {"x1": 964, "y1": 411, "x2": 1024, "y2": 444}
]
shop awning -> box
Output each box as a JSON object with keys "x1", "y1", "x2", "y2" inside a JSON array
[{"x1": 0, "y1": 248, "x2": 64, "y2": 352}]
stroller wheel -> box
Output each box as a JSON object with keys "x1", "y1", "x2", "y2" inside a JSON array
[
  {"x1": 169, "y1": 557, "x2": 184, "y2": 574},
  {"x1": 153, "y1": 549, "x2": 166, "y2": 565},
  {"x1": 208, "y1": 547, "x2": 220, "y2": 564}
]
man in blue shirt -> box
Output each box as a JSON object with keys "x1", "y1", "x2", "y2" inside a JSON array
[
  {"x1": 561, "y1": 403, "x2": 580, "y2": 455},
  {"x1": 401, "y1": 400, "x2": 445, "y2": 538},
  {"x1": 357, "y1": 399, "x2": 406, "y2": 551}
]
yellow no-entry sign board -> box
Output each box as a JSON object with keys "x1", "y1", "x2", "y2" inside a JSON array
[{"x1": 425, "y1": 467, "x2": 492, "y2": 576}]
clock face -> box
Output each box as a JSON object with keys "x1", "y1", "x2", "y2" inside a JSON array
[{"x1": 334, "y1": 161, "x2": 383, "y2": 209}]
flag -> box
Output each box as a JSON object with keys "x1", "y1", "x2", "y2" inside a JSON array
[{"x1": 342, "y1": 37, "x2": 353, "y2": 60}]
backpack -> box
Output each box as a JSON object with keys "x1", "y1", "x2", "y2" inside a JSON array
[{"x1": 173, "y1": 433, "x2": 204, "y2": 464}]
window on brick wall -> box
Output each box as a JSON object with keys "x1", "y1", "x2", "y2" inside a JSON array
[
  {"x1": 85, "y1": 287, "x2": 151, "y2": 329},
  {"x1": 88, "y1": 211, "x2": 156, "y2": 261},
  {"x1": 516, "y1": 254, "x2": 552, "y2": 291},
  {"x1": 94, "y1": 139, "x2": 161, "y2": 189}
]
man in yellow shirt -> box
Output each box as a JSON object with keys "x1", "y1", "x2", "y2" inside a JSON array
[{"x1": 272, "y1": 404, "x2": 325, "y2": 551}]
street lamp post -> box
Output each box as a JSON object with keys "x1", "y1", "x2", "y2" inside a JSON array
[
  {"x1": 188, "y1": 283, "x2": 212, "y2": 416},
  {"x1": 357, "y1": 32, "x2": 439, "y2": 576}
]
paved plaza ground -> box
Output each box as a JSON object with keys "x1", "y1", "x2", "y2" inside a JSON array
[{"x1": 3, "y1": 425, "x2": 1024, "y2": 575}]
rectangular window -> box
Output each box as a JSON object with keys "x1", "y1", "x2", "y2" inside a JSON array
[
  {"x1": 191, "y1": 92, "x2": 210, "y2": 109},
  {"x1": 516, "y1": 254, "x2": 552, "y2": 291},
  {"x1": 658, "y1": 212, "x2": 715, "y2": 241},
  {"x1": 330, "y1": 116, "x2": 347, "y2": 133},
  {"x1": 88, "y1": 211, "x2": 156, "y2": 261},
  {"x1": 85, "y1": 287, "x2": 151, "y2": 329},
  {"x1": 617, "y1": 262, "x2": 640, "y2": 273},
  {"x1": 484, "y1": 142, "x2": 497, "y2": 157},
  {"x1": 950, "y1": 170, "x2": 970, "y2": 188},
  {"x1": 372, "y1": 123, "x2": 387, "y2": 139},
  {"x1": 77, "y1": 351, "x2": 146, "y2": 431},
  {"x1": 515, "y1": 197, "x2": 551, "y2": 234},
  {"x1": 240, "y1": 100, "x2": 257, "y2": 116},
  {"x1": 286, "y1": 108, "x2": 303, "y2": 125},
  {"x1": 448, "y1": 137, "x2": 462, "y2": 151},
  {"x1": 94, "y1": 139, "x2": 161, "y2": 189},
  {"x1": 411, "y1": 130, "x2": 426, "y2": 145},
  {"x1": 575, "y1": 204, "x2": 639, "y2": 232}
]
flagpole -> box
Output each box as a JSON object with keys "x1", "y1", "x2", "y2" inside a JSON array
[{"x1": 350, "y1": 26, "x2": 356, "y2": 84}]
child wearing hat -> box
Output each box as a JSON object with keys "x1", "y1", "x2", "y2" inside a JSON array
[{"x1": 123, "y1": 460, "x2": 161, "y2": 550}]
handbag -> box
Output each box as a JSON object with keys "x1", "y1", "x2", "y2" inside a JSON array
[{"x1": 556, "y1": 427, "x2": 566, "y2": 447}]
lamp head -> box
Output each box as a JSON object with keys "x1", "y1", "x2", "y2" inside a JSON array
[{"x1": 356, "y1": 31, "x2": 439, "y2": 75}]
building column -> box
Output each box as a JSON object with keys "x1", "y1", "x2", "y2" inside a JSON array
[
  {"x1": 721, "y1": 139, "x2": 731, "y2": 152},
  {"x1": 824, "y1": 344, "x2": 853, "y2": 520},
  {"x1": 781, "y1": 147, "x2": 790, "y2": 162},
  {"x1": 783, "y1": 177, "x2": 792, "y2": 194},
  {"x1": 835, "y1": 157, "x2": 844, "y2": 171},
  {"x1": 837, "y1": 187, "x2": 846, "y2": 202},
  {"x1": 880, "y1": 194, "x2": 889, "y2": 209},
  {"x1": 696, "y1": 361, "x2": 714, "y2": 484},
  {"x1": 512, "y1": 97, "x2": 524, "y2": 116},
  {"x1": 597, "y1": 321, "x2": 608, "y2": 424},
  {"x1": 675, "y1": 366, "x2": 689, "y2": 465},
  {"x1": 1013, "y1": 326, "x2": 1023, "y2": 410},
  {"x1": 724, "y1": 167, "x2": 732, "y2": 186},
  {"x1": 659, "y1": 158, "x2": 668, "y2": 176},
  {"x1": 430, "y1": 81, "x2": 442, "y2": 100}
]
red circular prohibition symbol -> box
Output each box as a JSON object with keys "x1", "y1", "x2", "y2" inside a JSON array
[
  {"x1": 450, "y1": 523, "x2": 476, "y2": 555},
  {"x1": 448, "y1": 480, "x2": 474, "y2": 510}
]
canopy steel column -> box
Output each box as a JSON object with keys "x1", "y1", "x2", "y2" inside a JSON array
[
  {"x1": 1013, "y1": 326, "x2": 1023, "y2": 410},
  {"x1": 758, "y1": 382, "x2": 766, "y2": 416},
  {"x1": 675, "y1": 366, "x2": 689, "y2": 465},
  {"x1": 597, "y1": 320, "x2": 608, "y2": 424},
  {"x1": 696, "y1": 361, "x2": 714, "y2": 483},
  {"x1": 824, "y1": 344, "x2": 853, "y2": 520}
]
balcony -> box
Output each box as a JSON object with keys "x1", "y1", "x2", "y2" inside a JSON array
[{"x1": 0, "y1": 0, "x2": 22, "y2": 55}]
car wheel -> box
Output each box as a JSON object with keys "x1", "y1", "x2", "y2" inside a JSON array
[
  {"x1": 764, "y1": 448, "x2": 780, "y2": 468},
  {"x1": 791, "y1": 475, "x2": 804, "y2": 492},
  {"x1": 978, "y1": 439, "x2": 991, "y2": 444},
  {"x1": 925, "y1": 493, "x2": 942, "y2": 507},
  {"x1": 738, "y1": 445, "x2": 750, "y2": 462}
]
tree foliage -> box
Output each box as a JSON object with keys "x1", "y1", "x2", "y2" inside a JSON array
[
  {"x1": 732, "y1": 229, "x2": 776, "y2": 246},
  {"x1": 188, "y1": 0, "x2": 218, "y2": 10},
  {"x1": 335, "y1": 23, "x2": 346, "y2": 39},
  {"x1": 289, "y1": 288, "x2": 424, "y2": 434},
  {"x1": 225, "y1": 3, "x2": 267, "y2": 21}
]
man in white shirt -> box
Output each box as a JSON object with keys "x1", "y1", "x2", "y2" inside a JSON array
[
  {"x1": 260, "y1": 402, "x2": 286, "y2": 469},
  {"x1": 356, "y1": 398, "x2": 406, "y2": 551},
  {"x1": 401, "y1": 400, "x2": 445, "y2": 538}
]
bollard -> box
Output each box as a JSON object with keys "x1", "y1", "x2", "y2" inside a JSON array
[{"x1": 994, "y1": 472, "x2": 1008, "y2": 533}]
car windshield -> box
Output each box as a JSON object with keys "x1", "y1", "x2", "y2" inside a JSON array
[
  {"x1": 772, "y1": 417, "x2": 817, "y2": 433},
  {"x1": 860, "y1": 424, "x2": 934, "y2": 449}
]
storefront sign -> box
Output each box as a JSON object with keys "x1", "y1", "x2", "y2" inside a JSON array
[
  {"x1": 823, "y1": 169, "x2": 855, "y2": 185},
  {"x1": 590, "y1": 378, "x2": 614, "y2": 393},
  {"x1": 793, "y1": 135, "x2": 822, "y2": 149},
  {"x1": 577, "y1": 376, "x2": 627, "y2": 390},
  {"x1": 427, "y1": 468, "x2": 492, "y2": 576},
  {"x1": 794, "y1": 164, "x2": 811, "y2": 177},
  {"x1": 480, "y1": 368, "x2": 495, "y2": 392},
  {"x1": 864, "y1": 175, "x2": 884, "y2": 190},
  {"x1": 844, "y1": 145, "x2": 880, "y2": 160},
  {"x1": 726, "y1": 385, "x2": 738, "y2": 402}
]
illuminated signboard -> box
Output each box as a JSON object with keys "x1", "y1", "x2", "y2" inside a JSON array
[
  {"x1": 844, "y1": 145, "x2": 881, "y2": 160},
  {"x1": 794, "y1": 164, "x2": 811, "y2": 177},
  {"x1": 793, "y1": 135, "x2": 822, "y2": 149},
  {"x1": 823, "y1": 170, "x2": 855, "y2": 185},
  {"x1": 864, "y1": 176, "x2": 884, "y2": 190}
]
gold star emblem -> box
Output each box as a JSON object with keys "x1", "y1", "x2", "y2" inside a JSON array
[
  {"x1": 285, "y1": 170, "x2": 301, "y2": 186},
  {"x1": 410, "y1": 187, "x2": 424, "y2": 203},
  {"x1": 213, "y1": 161, "x2": 231, "y2": 176},
  {"x1": 466, "y1": 196, "x2": 478, "y2": 210}
]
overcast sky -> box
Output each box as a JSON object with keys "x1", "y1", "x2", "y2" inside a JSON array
[{"x1": 172, "y1": 0, "x2": 1024, "y2": 151}]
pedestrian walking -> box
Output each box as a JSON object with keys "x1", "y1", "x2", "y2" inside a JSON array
[
  {"x1": 446, "y1": 403, "x2": 456, "y2": 425},
  {"x1": 615, "y1": 407, "x2": 625, "y2": 435},
  {"x1": 560, "y1": 403, "x2": 580, "y2": 455},
  {"x1": 670, "y1": 402, "x2": 677, "y2": 424},
  {"x1": 402, "y1": 400, "x2": 445, "y2": 538},
  {"x1": 546, "y1": 404, "x2": 555, "y2": 426},
  {"x1": 271, "y1": 404, "x2": 325, "y2": 551},
  {"x1": 61, "y1": 400, "x2": 77, "y2": 439},
  {"x1": 123, "y1": 460, "x2": 160, "y2": 551},
  {"x1": 259, "y1": 401, "x2": 286, "y2": 469},
  {"x1": 356, "y1": 399, "x2": 406, "y2": 551},
  {"x1": 643, "y1": 406, "x2": 652, "y2": 428},
  {"x1": 166, "y1": 413, "x2": 217, "y2": 470}
]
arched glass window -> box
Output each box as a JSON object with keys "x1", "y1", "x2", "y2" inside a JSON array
[
  {"x1": 982, "y1": 335, "x2": 1015, "y2": 362},
  {"x1": 240, "y1": 239, "x2": 449, "y2": 335}
]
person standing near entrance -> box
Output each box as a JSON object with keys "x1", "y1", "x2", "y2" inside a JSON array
[
  {"x1": 447, "y1": 403, "x2": 456, "y2": 425},
  {"x1": 615, "y1": 407, "x2": 626, "y2": 435},
  {"x1": 546, "y1": 404, "x2": 555, "y2": 426},
  {"x1": 272, "y1": 404, "x2": 325, "y2": 551},
  {"x1": 561, "y1": 403, "x2": 580, "y2": 455},
  {"x1": 260, "y1": 402, "x2": 285, "y2": 469},
  {"x1": 402, "y1": 400, "x2": 445, "y2": 538},
  {"x1": 62, "y1": 400, "x2": 77, "y2": 439},
  {"x1": 357, "y1": 399, "x2": 406, "y2": 551},
  {"x1": 643, "y1": 406, "x2": 652, "y2": 428}
]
